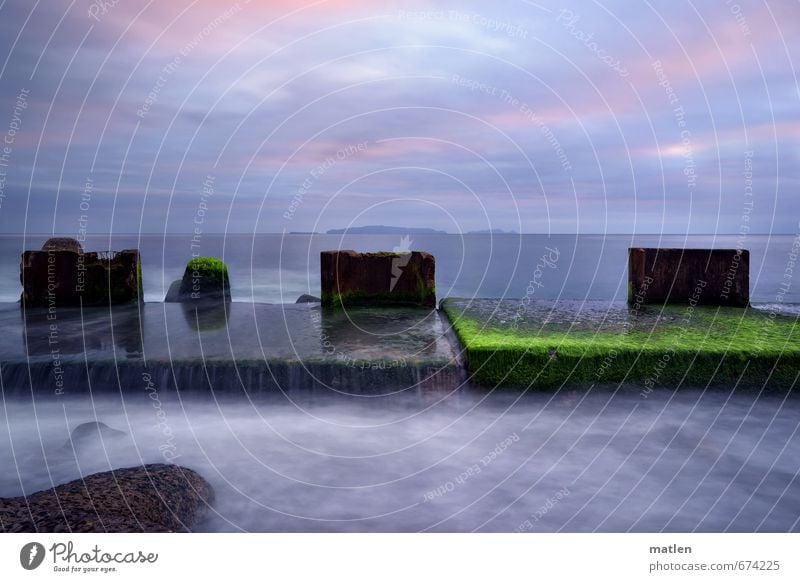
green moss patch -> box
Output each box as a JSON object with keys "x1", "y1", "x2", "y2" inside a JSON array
[
  {"x1": 322, "y1": 288, "x2": 435, "y2": 308},
  {"x1": 441, "y1": 298, "x2": 800, "y2": 390}
]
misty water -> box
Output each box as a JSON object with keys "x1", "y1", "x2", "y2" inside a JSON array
[
  {"x1": 1, "y1": 234, "x2": 799, "y2": 531},
  {"x1": 2, "y1": 389, "x2": 798, "y2": 532}
]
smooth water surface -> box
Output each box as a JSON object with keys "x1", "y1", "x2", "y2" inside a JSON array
[{"x1": 1, "y1": 389, "x2": 798, "y2": 532}]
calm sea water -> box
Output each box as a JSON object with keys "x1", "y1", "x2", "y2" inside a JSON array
[{"x1": 1, "y1": 233, "x2": 797, "y2": 304}]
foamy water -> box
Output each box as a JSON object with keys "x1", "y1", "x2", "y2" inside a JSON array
[{"x1": 2, "y1": 389, "x2": 798, "y2": 532}]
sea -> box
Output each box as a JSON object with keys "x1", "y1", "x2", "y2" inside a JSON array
[
  {"x1": 0, "y1": 233, "x2": 797, "y2": 303},
  {"x1": 0, "y1": 233, "x2": 798, "y2": 532}
]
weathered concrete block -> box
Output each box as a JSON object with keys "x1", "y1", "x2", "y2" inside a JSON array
[
  {"x1": 321, "y1": 250, "x2": 436, "y2": 308},
  {"x1": 20, "y1": 238, "x2": 143, "y2": 307},
  {"x1": 628, "y1": 248, "x2": 749, "y2": 307}
]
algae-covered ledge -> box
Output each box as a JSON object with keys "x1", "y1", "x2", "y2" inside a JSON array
[{"x1": 440, "y1": 298, "x2": 799, "y2": 390}]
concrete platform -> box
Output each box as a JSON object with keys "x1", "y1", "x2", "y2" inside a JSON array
[
  {"x1": 441, "y1": 298, "x2": 799, "y2": 389},
  {"x1": 0, "y1": 302, "x2": 465, "y2": 396}
]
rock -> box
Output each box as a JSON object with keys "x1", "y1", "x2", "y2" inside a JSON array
[
  {"x1": 296, "y1": 294, "x2": 321, "y2": 303},
  {"x1": 62, "y1": 421, "x2": 127, "y2": 451},
  {"x1": 321, "y1": 250, "x2": 436, "y2": 308},
  {"x1": 628, "y1": 248, "x2": 749, "y2": 307},
  {"x1": 0, "y1": 464, "x2": 213, "y2": 533},
  {"x1": 164, "y1": 257, "x2": 230, "y2": 302},
  {"x1": 42, "y1": 237, "x2": 83, "y2": 253},
  {"x1": 20, "y1": 247, "x2": 143, "y2": 307},
  {"x1": 164, "y1": 279, "x2": 182, "y2": 302}
]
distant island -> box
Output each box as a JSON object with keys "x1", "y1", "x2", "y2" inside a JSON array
[
  {"x1": 466, "y1": 229, "x2": 519, "y2": 235},
  {"x1": 325, "y1": 225, "x2": 448, "y2": 235}
]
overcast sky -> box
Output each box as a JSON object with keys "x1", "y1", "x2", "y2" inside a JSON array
[{"x1": 0, "y1": 0, "x2": 797, "y2": 235}]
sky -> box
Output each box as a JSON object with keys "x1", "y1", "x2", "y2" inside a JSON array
[{"x1": 0, "y1": 0, "x2": 797, "y2": 235}]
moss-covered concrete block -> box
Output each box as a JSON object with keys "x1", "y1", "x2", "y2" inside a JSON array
[{"x1": 321, "y1": 250, "x2": 435, "y2": 308}]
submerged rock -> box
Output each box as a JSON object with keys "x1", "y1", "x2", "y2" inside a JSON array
[
  {"x1": 62, "y1": 421, "x2": 127, "y2": 451},
  {"x1": 320, "y1": 250, "x2": 436, "y2": 308},
  {"x1": 0, "y1": 464, "x2": 213, "y2": 532},
  {"x1": 165, "y1": 257, "x2": 230, "y2": 302},
  {"x1": 296, "y1": 294, "x2": 320, "y2": 303}
]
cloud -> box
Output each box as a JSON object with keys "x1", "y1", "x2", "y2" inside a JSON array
[{"x1": 0, "y1": 0, "x2": 796, "y2": 234}]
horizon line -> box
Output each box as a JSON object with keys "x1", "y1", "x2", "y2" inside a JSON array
[{"x1": 1, "y1": 231, "x2": 795, "y2": 236}]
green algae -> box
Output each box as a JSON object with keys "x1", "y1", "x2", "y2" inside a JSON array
[
  {"x1": 441, "y1": 298, "x2": 800, "y2": 389},
  {"x1": 322, "y1": 289, "x2": 434, "y2": 308},
  {"x1": 136, "y1": 258, "x2": 144, "y2": 302}
]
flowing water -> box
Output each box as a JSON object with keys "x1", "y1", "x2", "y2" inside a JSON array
[{"x1": 1, "y1": 390, "x2": 798, "y2": 532}]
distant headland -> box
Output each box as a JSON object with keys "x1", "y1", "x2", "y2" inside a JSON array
[
  {"x1": 465, "y1": 229, "x2": 519, "y2": 235},
  {"x1": 318, "y1": 226, "x2": 519, "y2": 235},
  {"x1": 325, "y1": 225, "x2": 448, "y2": 235}
]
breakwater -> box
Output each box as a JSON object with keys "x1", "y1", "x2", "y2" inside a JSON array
[
  {"x1": 0, "y1": 302, "x2": 464, "y2": 396},
  {"x1": 441, "y1": 298, "x2": 799, "y2": 390}
]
